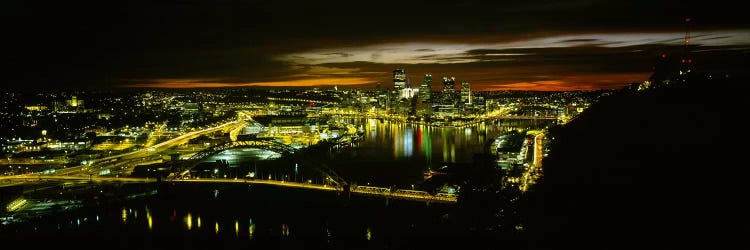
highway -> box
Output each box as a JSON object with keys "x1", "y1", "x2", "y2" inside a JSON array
[
  {"x1": 520, "y1": 132, "x2": 544, "y2": 191},
  {"x1": 533, "y1": 133, "x2": 544, "y2": 167},
  {"x1": 229, "y1": 121, "x2": 249, "y2": 141},
  {"x1": 95, "y1": 119, "x2": 245, "y2": 163},
  {"x1": 143, "y1": 123, "x2": 167, "y2": 147},
  {"x1": 2, "y1": 119, "x2": 247, "y2": 180},
  {"x1": 79, "y1": 119, "x2": 247, "y2": 175}
]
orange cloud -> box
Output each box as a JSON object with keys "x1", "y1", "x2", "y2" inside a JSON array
[
  {"x1": 122, "y1": 77, "x2": 373, "y2": 88},
  {"x1": 122, "y1": 72, "x2": 651, "y2": 91},
  {"x1": 480, "y1": 72, "x2": 651, "y2": 91}
]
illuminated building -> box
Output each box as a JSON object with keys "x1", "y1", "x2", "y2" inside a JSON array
[
  {"x1": 460, "y1": 81, "x2": 472, "y2": 105},
  {"x1": 442, "y1": 77, "x2": 455, "y2": 94},
  {"x1": 417, "y1": 74, "x2": 433, "y2": 116},
  {"x1": 253, "y1": 115, "x2": 328, "y2": 138},
  {"x1": 400, "y1": 87, "x2": 418, "y2": 99},
  {"x1": 419, "y1": 74, "x2": 432, "y2": 103},
  {"x1": 24, "y1": 105, "x2": 47, "y2": 111},
  {"x1": 66, "y1": 96, "x2": 84, "y2": 107},
  {"x1": 183, "y1": 103, "x2": 200, "y2": 114},
  {"x1": 400, "y1": 79, "x2": 418, "y2": 99},
  {"x1": 393, "y1": 69, "x2": 406, "y2": 91},
  {"x1": 442, "y1": 76, "x2": 456, "y2": 105}
]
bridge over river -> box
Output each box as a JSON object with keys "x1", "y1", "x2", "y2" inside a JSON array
[{"x1": 0, "y1": 175, "x2": 456, "y2": 204}]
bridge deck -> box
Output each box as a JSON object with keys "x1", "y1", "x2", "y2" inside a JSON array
[{"x1": 1, "y1": 176, "x2": 456, "y2": 203}]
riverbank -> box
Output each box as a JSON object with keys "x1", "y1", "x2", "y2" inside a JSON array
[{"x1": 1, "y1": 181, "x2": 460, "y2": 249}]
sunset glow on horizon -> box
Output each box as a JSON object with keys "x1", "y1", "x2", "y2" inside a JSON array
[
  {"x1": 122, "y1": 77, "x2": 373, "y2": 89},
  {"x1": 118, "y1": 30, "x2": 748, "y2": 91},
  {"x1": 119, "y1": 72, "x2": 651, "y2": 91}
]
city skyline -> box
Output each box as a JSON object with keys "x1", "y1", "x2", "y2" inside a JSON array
[
  {"x1": 2, "y1": 1, "x2": 747, "y2": 248},
  {"x1": 5, "y1": 0, "x2": 749, "y2": 91}
]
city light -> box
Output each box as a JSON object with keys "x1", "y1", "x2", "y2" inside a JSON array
[{"x1": 3, "y1": 2, "x2": 741, "y2": 245}]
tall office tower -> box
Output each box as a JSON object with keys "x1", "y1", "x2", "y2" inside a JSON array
[
  {"x1": 460, "y1": 81, "x2": 472, "y2": 105},
  {"x1": 393, "y1": 69, "x2": 406, "y2": 91},
  {"x1": 442, "y1": 76, "x2": 455, "y2": 93},
  {"x1": 442, "y1": 76, "x2": 456, "y2": 104},
  {"x1": 419, "y1": 74, "x2": 432, "y2": 102}
]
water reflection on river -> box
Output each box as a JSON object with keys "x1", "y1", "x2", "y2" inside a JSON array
[
  {"x1": 202, "y1": 118, "x2": 552, "y2": 188},
  {"x1": 3, "y1": 183, "x2": 457, "y2": 249},
  {"x1": 356, "y1": 118, "x2": 523, "y2": 164},
  {"x1": 2, "y1": 119, "x2": 552, "y2": 249},
  {"x1": 327, "y1": 118, "x2": 551, "y2": 187}
]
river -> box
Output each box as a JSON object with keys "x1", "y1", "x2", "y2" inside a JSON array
[{"x1": 2, "y1": 118, "x2": 552, "y2": 249}]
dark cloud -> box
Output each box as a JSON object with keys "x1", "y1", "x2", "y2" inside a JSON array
[
  {"x1": 3, "y1": 0, "x2": 749, "y2": 90},
  {"x1": 304, "y1": 42, "x2": 748, "y2": 90},
  {"x1": 321, "y1": 53, "x2": 354, "y2": 57},
  {"x1": 559, "y1": 39, "x2": 601, "y2": 43}
]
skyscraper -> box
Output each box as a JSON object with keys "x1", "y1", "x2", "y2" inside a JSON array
[
  {"x1": 442, "y1": 76, "x2": 456, "y2": 104},
  {"x1": 393, "y1": 69, "x2": 406, "y2": 91},
  {"x1": 460, "y1": 81, "x2": 472, "y2": 105},
  {"x1": 442, "y1": 76, "x2": 455, "y2": 93},
  {"x1": 419, "y1": 74, "x2": 432, "y2": 102}
]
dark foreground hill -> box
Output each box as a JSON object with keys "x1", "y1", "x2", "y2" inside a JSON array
[{"x1": 523, "y1": 75, "x2": 750, "y2": 249}]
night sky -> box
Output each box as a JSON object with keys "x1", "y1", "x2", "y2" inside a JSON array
[{"x1": 5, "y1": 0, "x2": 749, "y2": 91}]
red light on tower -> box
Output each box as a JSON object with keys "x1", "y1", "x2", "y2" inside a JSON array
[{"x1": 661, "y1": 53, "x2": 667, "y2": 58}]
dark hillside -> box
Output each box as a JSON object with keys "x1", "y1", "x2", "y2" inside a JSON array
[{"x1": 524, "y1": 74, "x2": 749, "y2": 249}]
